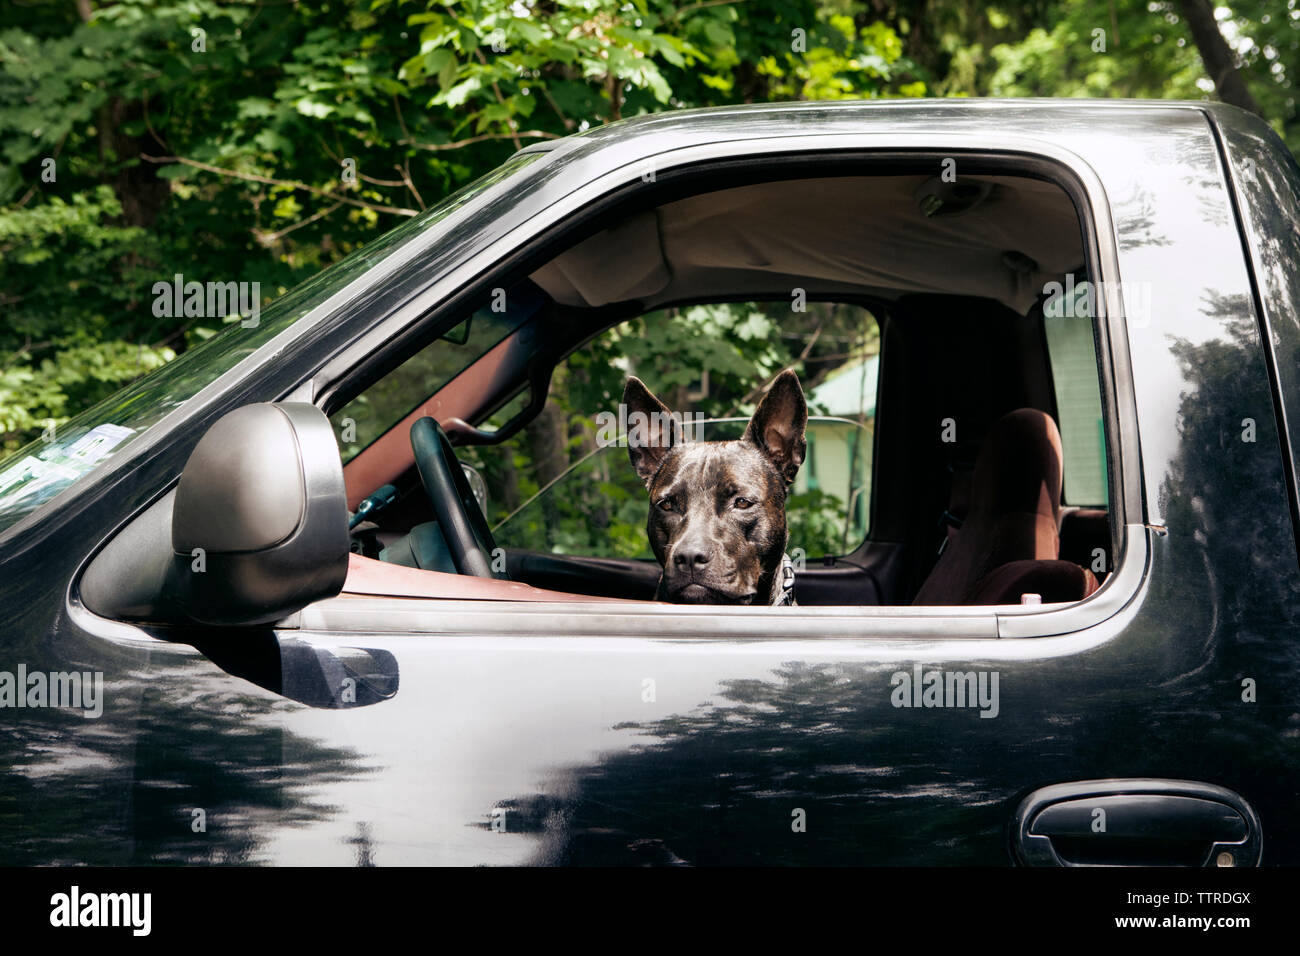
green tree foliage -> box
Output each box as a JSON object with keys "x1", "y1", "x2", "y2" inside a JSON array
[
  {"x1": 982, "y1": 1, "x2": 1300, "y2": 153},
  {"x1": 985, "y1": 0, "x2": 1211, "y2": 102},
  {"x1": 0, "y1": 0, "x2": 924, "y2": 452},
  {"x1": 2, "y1": 0, "x2": 1297, "y2": 459}
]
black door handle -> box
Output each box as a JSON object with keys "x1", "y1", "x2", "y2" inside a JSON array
[{"x1": 1013, "y1": 779, "x2": 1261, "y2": 867}]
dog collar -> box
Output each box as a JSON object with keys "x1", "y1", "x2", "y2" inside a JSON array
[{"x1": 772, "y1": 552, "x2": 797, "y2": 607}]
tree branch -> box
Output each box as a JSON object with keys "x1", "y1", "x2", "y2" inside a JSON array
[
  {"x1": 400, "y1": 130, "x2": 560, "y2": 152},
  {"x1": 398, "y1": 160, "x2": 426, "y2": 210},
  {"x1": 725, "y1": 324, "x2": 822, "y2": 416},
  {"x1": 475, "y1": 47, "x2": 523, "y2": 151},
  {"x1": 540, "y1": 86, "x2": 576, "y2": 131},
  {"x1": 254, "y1": 200, "x2": 344, "y2": 245},
  {"x1": 140, "y1": 154, "x2": 419, "y2": 216}
]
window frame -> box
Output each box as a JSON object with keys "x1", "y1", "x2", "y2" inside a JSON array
[{"x1": 298, "y1": 133, "x2": 1144, "y2": 640}]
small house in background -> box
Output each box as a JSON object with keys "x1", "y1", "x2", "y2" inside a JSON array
[{"x1": 795, "y1": 355, "x2": 879, "y2": 555}]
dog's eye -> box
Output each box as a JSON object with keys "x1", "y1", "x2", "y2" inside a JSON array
[
  {"x1": 734, "y1": 497, "x2": 754, "y2": 510},
  {"x1": 657, "y1": 498, "x2": 674, "y2": 512}
]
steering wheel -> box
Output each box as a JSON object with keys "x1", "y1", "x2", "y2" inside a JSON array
[{"x1": 409, "y1": 416, "x2": 501, "y2": 578}]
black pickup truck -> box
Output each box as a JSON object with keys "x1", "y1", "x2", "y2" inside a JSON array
[{"x1": 2, "y1": 99, "x2": 1298, "y2": 867}]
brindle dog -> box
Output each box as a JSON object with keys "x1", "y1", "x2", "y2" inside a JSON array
[{"x1": 623, "y1": 370, "x2": 807, "y2": 605}]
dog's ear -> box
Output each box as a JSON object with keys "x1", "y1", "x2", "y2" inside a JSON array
[
  {"x1": 744, "y1": 369, "x2": 807, "y2": 484},
  {"x1": 623, "y1": 376, "x2": 681, "y2": 489}
]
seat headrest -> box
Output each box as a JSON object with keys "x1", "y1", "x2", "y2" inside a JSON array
[
  {"x1": 912, "y1": 407, "x2": 1065, "y2": 606},
  {"x1": 968, "y1": 407, "x2": 1063, "y2": 525}
]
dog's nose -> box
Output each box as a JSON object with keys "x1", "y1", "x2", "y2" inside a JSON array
[{"x1": 673, "y1": 546, "x2": 712, "y2": 568}]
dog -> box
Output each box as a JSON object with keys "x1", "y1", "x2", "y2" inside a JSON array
[{"x1": 623, "y1": 369, "x2": 807, "y2": 606}]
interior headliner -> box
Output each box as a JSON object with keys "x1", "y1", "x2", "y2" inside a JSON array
[{"x1": 530, "y1": 174, "x2": 1084, "y2": 314}]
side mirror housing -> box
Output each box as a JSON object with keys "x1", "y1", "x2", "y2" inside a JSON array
[
  {"x1": 81, "y1": 403, "x2": 349, "y2": 627},
  {"x1": 170, "y1": 403, "x2": 349, "y2": 625}
]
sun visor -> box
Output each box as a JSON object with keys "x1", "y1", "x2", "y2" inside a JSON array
[{"x1": 531, "y1": 210, "x2": 671, "y2": 307}]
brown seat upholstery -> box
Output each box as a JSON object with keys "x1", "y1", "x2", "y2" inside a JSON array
[
  {"x1": 963, "y1": 559, "x2": 1098, "y2": 605},
  {"x1": 913, "y1": 408, "x2": 1097, "y2": 605}
]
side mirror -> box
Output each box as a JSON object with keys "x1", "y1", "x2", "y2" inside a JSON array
[
  {"x1": 171, "y1": 403, "x2": 349, "y2": 625},
  {"x1": 81, "y1": 403, "x2": 350, "y2": 627}
]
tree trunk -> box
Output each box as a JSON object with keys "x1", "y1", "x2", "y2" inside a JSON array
[
  {"x1": 78, "y1": 3, "x2": 168, "y2": 229},
  {"x1": 1177, "y1": 0, "x2": 1262, "y2": 116},
  {"x1": 106, "y1": 98, "x2": 171, "y2": 229},
  {"x1": 525, "y1": 401, "x2": 568, "y2": 536}
]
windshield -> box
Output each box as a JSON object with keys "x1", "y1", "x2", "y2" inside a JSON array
[{"x1": 0, "y1": 153, "x2": 540, "y2": 535}]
